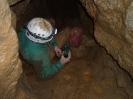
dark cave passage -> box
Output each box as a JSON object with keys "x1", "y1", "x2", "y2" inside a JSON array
[
  {"x1": 11, "y1": 0, "x2": 94, "y2": 35},
  {"x1": 10, "y1": 0, "x2": 133, "y2": 99}
]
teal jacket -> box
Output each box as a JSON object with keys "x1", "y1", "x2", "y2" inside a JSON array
[{"x1": 18, "y1": 27, "x2": 63, "y2": 78}]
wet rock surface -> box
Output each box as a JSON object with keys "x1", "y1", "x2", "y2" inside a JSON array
[
  {"x1": 23, "y1": 34, "x2": 133, "y2": 99},
  {"x1": 81, "y1": 0, "x2": 133, "y2": 78},
  {"x1": 0, "y1": 0, "x2": 22, "y2": 98}
]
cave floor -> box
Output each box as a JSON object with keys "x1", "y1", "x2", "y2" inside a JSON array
[{"x1": 22, "y1": 35, "x2": 132, "y2": 99}]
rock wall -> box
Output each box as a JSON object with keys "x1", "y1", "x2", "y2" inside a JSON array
[
  {"x1": 8, "y1": 0, "x2": 22, "y2": 6},
  {"x1": 81, "y1": 0, "x2": 133, "y2": 78},
  {"x1": 0, "y1": 0, "x2": 26, "y2": 98}
]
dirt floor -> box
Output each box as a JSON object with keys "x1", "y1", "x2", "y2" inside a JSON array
[{"x1": 22, "y1": 35, "x2": 133, "y2": 99}]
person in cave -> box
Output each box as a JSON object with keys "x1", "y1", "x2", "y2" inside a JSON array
[{"x1": 17, "y1": 17, "x2": 71, "y2": 79}]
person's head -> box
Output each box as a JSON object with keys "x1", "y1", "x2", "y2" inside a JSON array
[{"x1": 26, "y1": 17, "x2": 57, "y2": 43}]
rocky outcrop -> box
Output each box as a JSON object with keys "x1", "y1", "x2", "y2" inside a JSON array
[
  {"x1": 81, "y1": 0, "x2": 133, "y2": 78},
  {"x1": 8, "y1": 0, "x2": 22, "y2": 6},
  {"x1": 0, "y1": 0, "x2": 22, "y2": 98},
  {"x1": 80, "y1": 0, "x2": 97, "y2": 20}
]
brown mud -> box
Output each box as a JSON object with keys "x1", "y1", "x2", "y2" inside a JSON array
[{"x1": 22, "y1": 35, "x2": 131, "y2": 99}]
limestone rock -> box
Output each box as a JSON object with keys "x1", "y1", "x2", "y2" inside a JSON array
[
  {"x1": 0, "y1": 0, "x2": 22, "y2": 98},
  {"x1": 11, "y1": 10, "x2": 16, "y2": 29},
  {"x1": 81, "y1": 0, "x2": 133, "y2": 78},
  {"x1": 8, "y1": 0, "x2": 22, "y2": 6},
  {"x1": 80, "y1": 0, "x2": 97, "y2": 20},
  {"x1": 125, "y1": 2, "x2": 133, "y2": 44}
]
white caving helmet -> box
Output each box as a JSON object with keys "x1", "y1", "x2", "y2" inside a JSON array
[{"x1": 26, "y1": 17, "x2": 57, "y2": 43}]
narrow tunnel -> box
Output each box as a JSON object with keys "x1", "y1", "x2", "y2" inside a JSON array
[{"x1": 0, "y1": 0, "x2": 133, "y2": 99}]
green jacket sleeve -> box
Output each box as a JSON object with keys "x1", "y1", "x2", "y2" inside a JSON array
[
  {"x1": 17, "y1": 27, "x2": 63, "y2": 79},
  {"x1": 39, "y1": 47, "x2": 64, "y2": 79},
  {"x1": 40, "y1": 59, "x2": 64, "y2": 79}
]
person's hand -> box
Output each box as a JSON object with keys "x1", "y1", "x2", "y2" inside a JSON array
[
  {"x1": 60, "y1": 51, "x2": 71, "y2": 65},
  {"x1": 54, "y1": 46, "x2": 62, "y2": 57}
]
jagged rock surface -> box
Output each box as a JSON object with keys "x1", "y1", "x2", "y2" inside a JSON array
[
  {"x1": 0, "y1": 0, "x2": 20, "y2": 98},
  {"x1": 0, "y1": 0, "x2": 32, "y2": 99},
  {"x1": 81, "y1": 0, "x2": 133, "y2": 78},
  {"x1": 8, "y1": 0, "x2": 22, "y2": 6}
]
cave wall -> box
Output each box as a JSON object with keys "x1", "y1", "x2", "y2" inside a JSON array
[
  {"x1": 0, "y1": 0, "x2": 21, "y2": 97},
  {"x1": 0, "y1": 0, "x2": 30, "y2": 98},
  {"x1": 81, "y1": 0, "x2": 133, "y2": 78},
  {"x1": 8, "y1": 0, "x2": 22, "y2": 5}
]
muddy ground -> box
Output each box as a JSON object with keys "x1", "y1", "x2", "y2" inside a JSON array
[{"x1": 22, "y1": 35, "x2": 133, "y2": 99}]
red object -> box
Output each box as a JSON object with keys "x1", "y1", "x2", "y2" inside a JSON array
[{"x1": 69, "y1": 27, "x2": 83, "y2": 47}]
